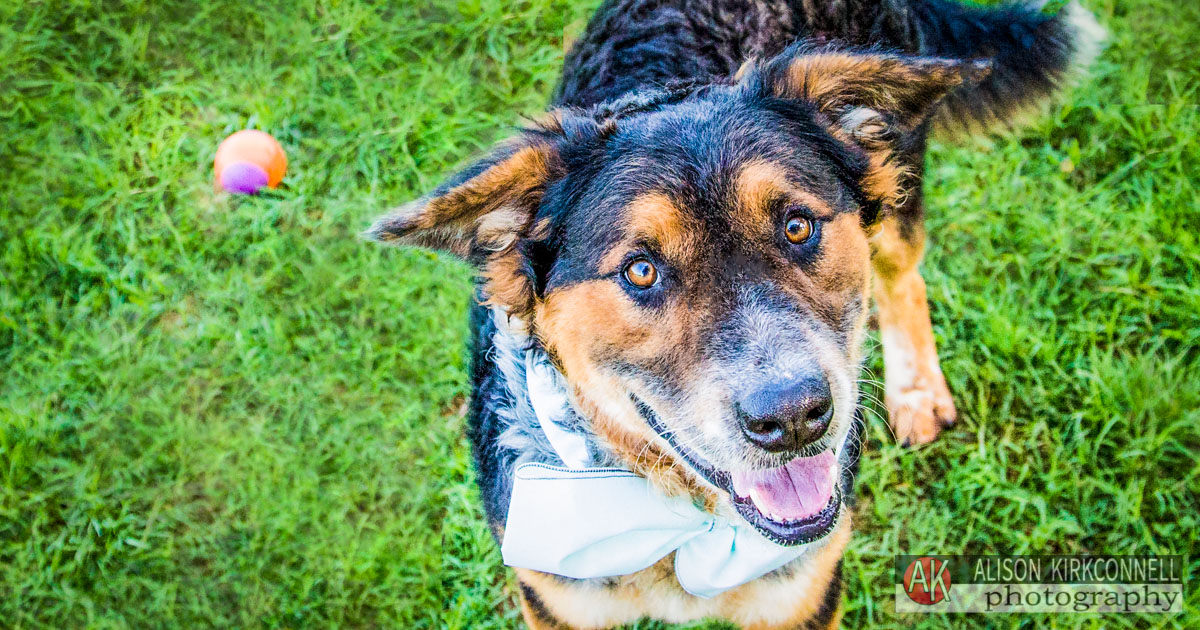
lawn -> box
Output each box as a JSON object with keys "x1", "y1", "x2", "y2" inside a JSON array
[{"x1": 1, "y1": 0, "x2": 1196, "y2": 628}]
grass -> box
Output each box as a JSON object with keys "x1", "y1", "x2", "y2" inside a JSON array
[{"x1": 1, "y1": 0, "x2": 1196, "y2": 628}]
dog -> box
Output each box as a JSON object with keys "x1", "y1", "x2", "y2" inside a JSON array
[{"x1": 367, "y1": 0, "x2": 1104, "y2": 627}]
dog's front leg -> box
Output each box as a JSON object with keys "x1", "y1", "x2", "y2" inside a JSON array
[{"x1": 870, "y1": 217, "x2": 957, "y2": 446}]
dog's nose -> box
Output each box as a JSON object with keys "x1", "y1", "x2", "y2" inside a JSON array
[{"x1": 735, "y1": 375, "x2": 833, "y2": 452}]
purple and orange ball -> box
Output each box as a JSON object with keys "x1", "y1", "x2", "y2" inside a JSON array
[{"x1": 213, "y1": 130, "x2": 287, "y2": 194}]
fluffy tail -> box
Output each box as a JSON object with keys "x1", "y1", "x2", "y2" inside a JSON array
[{"x1": 899, "y1": 0, "x2": 1107, "y2": 134}]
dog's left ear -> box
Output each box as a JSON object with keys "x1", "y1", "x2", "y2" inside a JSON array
[{"x1": 753, "y1": 47, "x2": 990, "y2": 211}]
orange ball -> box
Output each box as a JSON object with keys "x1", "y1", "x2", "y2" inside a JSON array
[{"x1": 214, "y1": 129, "x2": 287, "y2": 194}]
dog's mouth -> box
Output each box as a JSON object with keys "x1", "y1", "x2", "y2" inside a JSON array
[
  {"x1": 729, "y1": 451, "x2": 841, "y2": 545},
  {"x1": 633, "y1": 398, "x2": 841, "y2": 546}
]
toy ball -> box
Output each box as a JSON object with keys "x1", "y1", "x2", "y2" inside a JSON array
[{"x1": 214, "y1": 129, "x2": 287, "y2": 194}]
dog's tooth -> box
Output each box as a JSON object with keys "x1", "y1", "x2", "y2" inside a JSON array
[{"x1": 747, "y1": 486, "x2": 768, "y2": 511}]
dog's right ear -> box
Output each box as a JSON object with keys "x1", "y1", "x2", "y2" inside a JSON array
[
  {"x1": 366, "y1": 130, "x2": 566, "y2": 319},
  {"x1": 365, "y1": 136, "x2": 563, "y2": 260}
]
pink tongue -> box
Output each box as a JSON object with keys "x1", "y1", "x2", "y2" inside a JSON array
[{"x1": 730, "y1": 451, "x2": 837, "y2": 522}]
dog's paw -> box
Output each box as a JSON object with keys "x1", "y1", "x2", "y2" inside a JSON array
[{"x1": 887, "y1": 381, "x2": 956, "y2": 447}]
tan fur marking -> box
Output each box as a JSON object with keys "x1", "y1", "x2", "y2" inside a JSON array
[
  {"x1": 599, "y1": 193, "x2": 696, "y2": 274},
  {"x1": 537, "y1": 281, "x2": 657, "y2": 363},
  {"x1": 625, "y1": 192, "x2": 696, "y2": 265},
  {"x1": 733, "y1": 160, "x2": 835, "y2": 235},
  {"x1": 862, "y1": 155, "x2": 910, "y2": 209},
  {"x1": 599, "y1": 247, "x2": 632, "y2": 276},
  {"x1": 810, "y1": 213, "x2": 872, "y2": 297},
  {"x1": 480, "y1": 251, "x2": 533, "y2": 316}
]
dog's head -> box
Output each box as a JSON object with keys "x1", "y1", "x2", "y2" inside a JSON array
[{"x1": 369, "y1": 46, "x2": 986, "y2": 543}]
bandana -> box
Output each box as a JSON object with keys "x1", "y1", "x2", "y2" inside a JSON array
[{"x1": 497, "y1": 334, "x2": 836, "y2": 598}]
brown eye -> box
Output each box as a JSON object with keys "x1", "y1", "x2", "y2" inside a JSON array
[
  {"x1": 784, "y1": 216, "x2": 813, "y2": 244},
  {"x1": 624, "y1": 258, "x2": 658, "y2": 288}
]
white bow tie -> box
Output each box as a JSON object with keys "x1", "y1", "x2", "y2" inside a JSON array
[{"x1": 498, "y1": 348, "x2": 823, "y2": 598}]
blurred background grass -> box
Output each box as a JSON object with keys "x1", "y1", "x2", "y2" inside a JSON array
[{"x1": 1, "y1": 0, "x2": 1196, "y2": 628}]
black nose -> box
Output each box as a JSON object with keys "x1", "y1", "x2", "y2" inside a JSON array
[{"x1": 735, "y1": 376, "x2": 833, "y2": 452}]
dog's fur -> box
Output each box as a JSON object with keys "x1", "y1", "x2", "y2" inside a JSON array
[{"x1": 368, "y1": 1, "x2": 1104, "y2": 627}]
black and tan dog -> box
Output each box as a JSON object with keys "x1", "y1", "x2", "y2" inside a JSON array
[{"x1": 368, "y1": 0, "x2": 1103, "y2": 627}]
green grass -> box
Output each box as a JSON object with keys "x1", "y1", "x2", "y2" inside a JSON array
[{"x1": 1, "y1": 0, "x2": 1196, "y2": 628}]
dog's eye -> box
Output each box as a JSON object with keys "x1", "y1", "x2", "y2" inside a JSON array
[
  {"x1": 624, "y1": 258, "x2": 658, "y2": 288},
  {"x1": 784, "y1": 216, "x2": 814, "y2": 244}
]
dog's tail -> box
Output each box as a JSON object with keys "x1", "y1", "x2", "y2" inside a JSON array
[{"x1": 897, "y1": 0, "x2": 1107, "y2": 135}]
